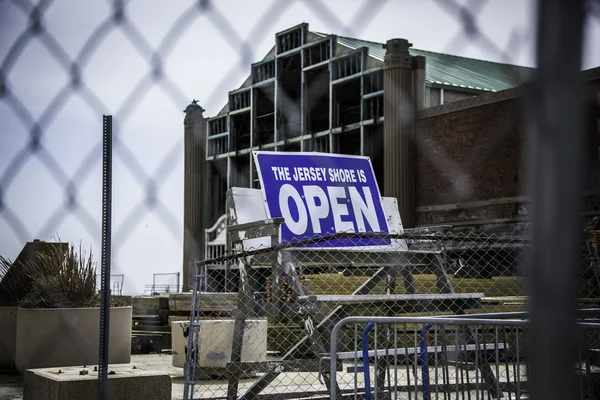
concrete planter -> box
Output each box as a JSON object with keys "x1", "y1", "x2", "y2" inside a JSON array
[
  {"x1": 171, "y1": 319, "x2": 267, "y2": 376},
  {"x1": 15, "y1": 306, "x2": 132, "y2": 373},
  {"x1": 0, "y1": 307, "x2": 18, "y2": 371}
]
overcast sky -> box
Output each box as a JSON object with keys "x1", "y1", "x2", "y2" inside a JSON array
[{"x1": 1, "y1": 0, "x2": 599, "y2": 295}]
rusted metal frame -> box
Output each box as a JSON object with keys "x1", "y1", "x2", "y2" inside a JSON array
[
  {"x1": 226, "y1": 218, "x2": 285, "y2": 245},
  {"x1": 239, "y1": 267, "x2": 390, "y2": 399}
]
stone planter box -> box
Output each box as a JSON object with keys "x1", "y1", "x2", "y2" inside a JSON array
[
  {"x1": 15, "y1": 306, "x2": 132, "y2": 373},
  {"x1": 0, "y1": 307, "x2": 18, "y2": 371},
  {"x1": 171, "y1": 319, "x2": 267, "y2": 377}
]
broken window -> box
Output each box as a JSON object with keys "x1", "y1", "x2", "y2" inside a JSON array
[
  {"x1": 305, "y1": 66, "x2": 330, "y2": 134},
  {"x1": 281, "y1": 142, "x2": 301, "y2": 153},
  {"x1": 364, "y1": 70, "x2": 383, "y2": 94},
  {"x1": 208, "y1": 158, "x2": 227, "y2": 223},
  {"x1": 332, "y1": 51, "x2": 362, "y2": 81},
  {"x1": 230, "y1": 112, "x2": 250, "y2": 151},
  {"x1": 305, "y1": 136, "x2": 329, "y2": 153},
  {"x1": 277, "y1": 27, "x2": 303, "y2": 54},
  {"x1": 277, "y1": 53, "x2": 302, "y2": 139},
  {"x1": 229, "y1": 90, "x2": 250, "y2": 112},
  {"x1": 230, "y1": 154, "x2": 250, "y2": 188},
  {"x1": 252, "y1": 60, "x2": 275, "y2": 84},
  {"x1": 208, "y1": 117, "x2": 228, "y2": 156},
  {"x1": 254, "y1": 83, "x2": 275, "y2": 145},
  {"x1": 363, "y1": 95, "x2": 383, "y2": 122},
  {"x1": 338, "y1": 128, "x2": 361, "y2": 156},
  {"x1": 304, "y1": 40, "x2": 331, "y2": 67},
  {"x1": 333, "y1": 77, "x2": 361, "y2": 128}
]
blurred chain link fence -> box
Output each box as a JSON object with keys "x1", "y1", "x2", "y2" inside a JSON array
[
  {"x1": 0, "y1": 0, "x2": 599, "y2": 399},
  {"x1": 185, "y1": 227, "x2": 600, "y2": 399}
]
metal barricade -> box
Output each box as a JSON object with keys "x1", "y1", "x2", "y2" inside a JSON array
[{"x1": 328, "y1": 314, "x2": 600, "y2": 400}]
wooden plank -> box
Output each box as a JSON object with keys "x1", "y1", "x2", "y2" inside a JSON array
[
  {"x1": 168, "y1": 292, "x2": 237, "y2": 312},
  {"x1": 299, "y1": 293, "x2": 484, "y2": 303}
]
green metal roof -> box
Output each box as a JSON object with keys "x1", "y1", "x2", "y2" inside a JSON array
[
  {"x1": 213, "y1": 30, "x2": 536, "y2": 117},
  {"x1": 315, "y1": 32, "x2": 535, "y2": 93}
]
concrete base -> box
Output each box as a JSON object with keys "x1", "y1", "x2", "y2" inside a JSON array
[
  {"x1": 16, "y1": 307, "x2": 132, "y2": 373},
  {"x1": 0, "y1": 307, "x2": 18, "y2": 372},
  {"x1": 23, "y1": 363, "x2": 171, "y2": 400},
  {"x1": 171, "y1": 319, "x2": 267, "y2": 377}
]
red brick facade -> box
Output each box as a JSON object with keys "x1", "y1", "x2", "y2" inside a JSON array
[{"x1": 414, "y1": 73, "x2": 600, "y2": 227}]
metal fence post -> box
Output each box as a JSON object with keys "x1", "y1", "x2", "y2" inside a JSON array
[
  {"x1": 98, "y1": 115, "x2": 113, "y2": 400},
  {"x1": 526, "y1": 1, "x2": 587, "y2": 400}
]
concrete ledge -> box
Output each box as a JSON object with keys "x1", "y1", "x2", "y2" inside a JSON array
[
  {"x1": 16, "y1": 306, "x2": 132, "y2": 372},
  {"x1": 23, "y1": 363, "x2": 171, "y2": 400}
]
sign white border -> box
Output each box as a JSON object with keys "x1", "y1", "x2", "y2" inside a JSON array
[{"x1": 252, "y1": 150, "x2": 392, "y2": 248}]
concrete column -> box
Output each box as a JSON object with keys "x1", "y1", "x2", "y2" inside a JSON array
[
  {"x1": 413, "y1": 55, "x2": 426, "y2": 110},
  {"x1": 183, "y1": 100, "x2": 206, "y2": 292},
  {"x1": 383, "y1": 39, "x2": 417, "y2": 228}
]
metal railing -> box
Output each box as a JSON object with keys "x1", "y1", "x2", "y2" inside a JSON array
[
  {"x1": 328, "y1": 313, "x2": 600, "y2": 399},
  {"x1": 182, "y1": 229, "x2": 600, "y2": 399}
]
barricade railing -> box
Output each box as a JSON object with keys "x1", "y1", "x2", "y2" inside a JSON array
[
  {"x1": 183, "y1": 228, "x2": 599, "y2": 399},
  {"x1": 328, "y1": 314, "x2": 600, "y2": 400}
]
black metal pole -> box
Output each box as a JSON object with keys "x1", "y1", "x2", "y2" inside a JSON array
[
  {"x1": 98, "y1": 115, "x2": 113, "y2": 400},
  {"x1": 526, "y1": 1, "x2": 586, "y2": 400}
]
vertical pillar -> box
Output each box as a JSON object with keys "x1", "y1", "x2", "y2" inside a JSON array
[
  {"x1": 183, "y1": 100, "x2": 206, "y2": 292},
  {"x1": 383, "y1": 39, "x2": 417, "y2": 228},
  {"x1": 413, "y1": 56, "x2": 426, "y2": 111}
]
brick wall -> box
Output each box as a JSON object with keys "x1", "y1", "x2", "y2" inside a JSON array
[
  {"x1": 415, "y1": 75, "x2": 600, "y2": 227},
  {"x1": 416, "y1": 96, "x2": 526, "y2": 206}
]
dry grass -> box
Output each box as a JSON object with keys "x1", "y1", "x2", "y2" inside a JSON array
[
  {"x1": 302, "y1": 273, "x2": 528, "y2": 297},
  {"x1": 17, "y1": 242, "x2": 98, "y2": 308}
]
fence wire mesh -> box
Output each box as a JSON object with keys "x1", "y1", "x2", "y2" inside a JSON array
[
  {"x1": 0, "y1": 0, "x2": 599, "y2": 399},
  {"x1": 185, "y1": 228, "x2": 600, "y2": 399}
]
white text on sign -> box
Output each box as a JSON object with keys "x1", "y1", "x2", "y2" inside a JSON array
[
  {"x1": 270, "y1": 166, "x2": 368, "y2": 183},
  {"x1": 278, "y1": 184, "x2": 381, "y2": 235}
]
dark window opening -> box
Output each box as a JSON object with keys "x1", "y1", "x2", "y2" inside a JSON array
[
  {"x1": 277, "y1": 28, "x2": 303, "y2": 54},
  {"x1": 364, "y1": 96, "x2": 383, "y2": 121},
  {"x1": 333, "y1": 78, "x2": 361, "y2": 128},
  {"x1": 282, "y1": 142, "x2": 301, "y2": 153},
  {"x1": 254, "y1": 84, "x2": 275, "y2": 146},
  {"x1": 338, "y1": 128, "x2": 361, "y2": 156},
  {"x1": 208, "y1": 117, "x2": 229, "y2": 156},
  {"x1": 208, "y1": 136, "x2": 228, "y2": 157},
  {"x1": 306, "y1": 66, "x2": 330, "y2": 134},
  {"x1": 208, "y1": 158, "x2": 227, "y2": 225},
  {"x1": 332, "y1": 52, "x2": 362, "y2": 81},
  {"x1": 278, "y1": 54, "x2": 302, "y2": 139},
  {"x1": 252, "y1": 61, "x2": 275, "y2": 84},
  {"x1": 305, "y1": 136, "x2": 330, "y2": 153},
  {"x1": 231, "y1": 154, "x2": 250, "y2": 188},
  {"x1": 251, "y1": 157, "x2": 261, "y2": 189},
  {"x1": 230, "y1": 90, "x2": 250, "y2": 112},
  {"x1": 364, "y1": 125, "x2": 384, "y2": 192},
  {"x1": 231, "y1": 112, "x2": 250, "y2": 151},
  {"x1": 313, "y1": 136, "x2": 330, "y2": 153},
  {"x1": 304, "y1": 40, "x2": 331, "y2": 67},
  {"x1": 209, "y1": 117, "x2": 227, "y2": 136},
  {"x1": 364, "y1": 70, "x2": 384, "y2": 94}
]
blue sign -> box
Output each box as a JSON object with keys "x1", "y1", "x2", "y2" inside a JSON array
[{"x1": 253, "y1": 151, "x2": 391, "y2": 247}]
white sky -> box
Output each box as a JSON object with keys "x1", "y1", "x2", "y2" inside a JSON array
[{"x1": 1, "y1": 0, "x2": 599, "y2": 294}]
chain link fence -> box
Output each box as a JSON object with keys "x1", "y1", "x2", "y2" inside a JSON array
[
  {"x1": 1, "y1": 0, "x2": 599, "y2": 399},
  {"x1": 185, "y1": 227, "x2": 600, "y2": 399}
]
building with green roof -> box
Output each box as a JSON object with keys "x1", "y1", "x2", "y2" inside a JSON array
[
  {"x1": 181, "y1": 22, "x2": 600, "y2": 291},
  {"x1": 201, "y1": 22, "x2": 533, "y2": 223}
]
